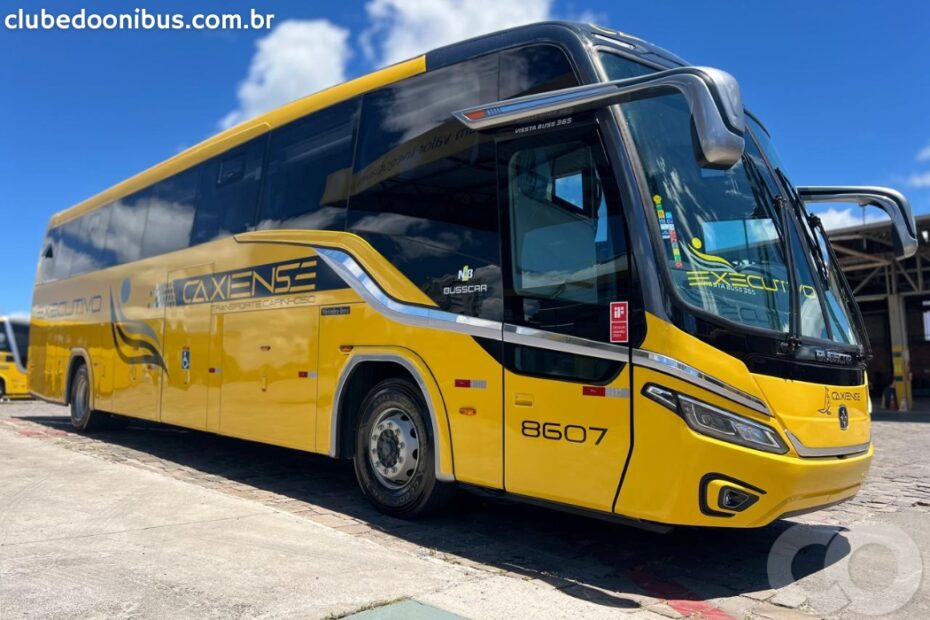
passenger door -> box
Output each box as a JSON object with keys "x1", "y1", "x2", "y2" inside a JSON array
[
  {"x1": 160, "y1": 264, "x2": 213, "y2": 430},
  {"x1": 499, "y1": 126, "x2": 634, "y2": 512}
]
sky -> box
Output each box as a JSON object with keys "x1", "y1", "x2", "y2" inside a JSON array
[{"x1": 1, "y1": 0, "x2": 929, "y2": 315}]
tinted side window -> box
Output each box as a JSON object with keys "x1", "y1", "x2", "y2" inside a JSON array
[
  {"x1": 52, "y1": 218, "x2": 82, "y2": 280},
  {"x1": 501, "y1": 127, "x2": 631, "y2": 344},
  {"x1": 193, "y1": 136, "x2": 266, "y2": 244},
  {"x1": 258, "y1": 99, "x2": 358, "y2": 231},
  {"x1": 68, "y1": 205, "x2": 112, "y2": 276},
  {"x1": 141, "y1": 167, "x2": 199, "y2": 258},
  {"x1": 499, "y1": 45, "x2": 579, "y2": 100},
  {"x1": 106, "y1": 191, "x2": 150, "y2": 265},
  {"x1": 349, "y1": 54, "x2": 501, "y2": 319},
  {"x1": 38, "y1": 229, "x2": 58, "y2": 283}
]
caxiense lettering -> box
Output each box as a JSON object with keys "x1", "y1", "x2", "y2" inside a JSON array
[{"x1": 178, "y1": 258, "x2": 318, "y2": 305}]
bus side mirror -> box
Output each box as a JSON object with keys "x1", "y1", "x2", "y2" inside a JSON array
[
  {"x1": 797, "y1": 186, "x2": 918, "y2": 259},
  {"x1": 453, "y1": 66, "x2": 745, "y2": 169}
]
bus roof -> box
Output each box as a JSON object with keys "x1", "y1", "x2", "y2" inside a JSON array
[{"x1": 50, "y1": 21, "x2": 683, "y2": 228}]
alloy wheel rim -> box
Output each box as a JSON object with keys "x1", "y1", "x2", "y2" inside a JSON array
[{"x1": 368, "y1": 407, "x2": 420, "y2": 489}]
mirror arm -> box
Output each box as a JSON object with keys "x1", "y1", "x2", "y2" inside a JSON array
[
  {"x1": 453, "y1": 66, "x2": 746, "y2": 168},
  {"x1": 797, "y1": 186, "x2": 918, "y2": 259}
]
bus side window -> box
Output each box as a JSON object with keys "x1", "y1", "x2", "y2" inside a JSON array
[
  {"x1": 349, "y1": 54, "x2": 502, "y2": 320},
  {"x1": 140, "y1": 167, "x2": 198, "y2": 258},
  {"x1": 500, "y1": 127, "x2": 631, "y2": 344},
  {"x1": 39, "y1": 232, "x2": 56, "y2": 283},
  {"x1": 105, "y1": 193, "x2": 149, "y2": 265},
  {"x1": 193, "y1": 136, "x2": 266, "y2": 245},
  {"x1": 69, "y1": 204, "x2": 113, "y2": 275},
  {"x1": 258, "y1": 98, "x2": 359, "y2": 231},
  {"x1": 499, "y1": 44, "x2": 579, "y2": 100},
  {"x1": 52, "y1": 218, "x2": 81, "y2": 281}
]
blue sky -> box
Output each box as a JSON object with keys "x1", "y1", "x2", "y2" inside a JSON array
[{"x1": 2, "y1": 0, "x2": 929, "y2": 314}]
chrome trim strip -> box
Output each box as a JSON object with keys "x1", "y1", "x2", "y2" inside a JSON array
[
  {"x1": 314, "y1": 248, "x2": 502, "y2": 340},
  {"x1": 330, "y1": 353, "x2": 454, "y2": 482},
  {"x1": 503, "y1": 324, "x2": 629, "y2": 362},
  {"x1": 785, "y1": 430, "x2": 871, "y2": 458},
  {"x1": 316, "y1": 247, "x2": 631, "y2": 363},
  {"x1": 314, "y1": 246, "x2": 770, "y2": 416},
  {"x1": 631, "y1": 349, "x2": 771, "y2": 416}
]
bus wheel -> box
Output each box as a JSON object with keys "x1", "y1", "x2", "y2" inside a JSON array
[
  {"x1": 353, "y1": 378, "x2": 454, "y2": 518},
  {"x1": 69, "y1": 364, "x2": 106, "y2": 431}
]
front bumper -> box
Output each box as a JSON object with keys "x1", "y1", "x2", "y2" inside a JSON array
[{"x1": 615, "y1": 386, "x2": 872, "y2": 528}]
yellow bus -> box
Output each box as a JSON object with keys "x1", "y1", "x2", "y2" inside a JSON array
[
  {"x1": 30, "y1": 22, "x2": 917, "y2": 528},
  {"x1": 0, "y1": 316, "x2": 30, "y2": 399}
]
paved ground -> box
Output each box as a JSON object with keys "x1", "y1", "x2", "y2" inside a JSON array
[{"x1": 1, "y1": 401, "x2": 928, "y2": 619}]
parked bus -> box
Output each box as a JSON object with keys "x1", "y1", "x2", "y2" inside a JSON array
[
  {"x1": 1, "y1": 316, "x2": 30, "y2": 399},
  {"x1": 29, "y1": 22, "x2": 916, "y2": 528}
]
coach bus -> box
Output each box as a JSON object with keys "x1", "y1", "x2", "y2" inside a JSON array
[
  {"x1": 1, "y1": 316, "x2": 30, "y2": 399},
  {"x1": 29, "y1": 22, "x2": 917, "y2": 528}
]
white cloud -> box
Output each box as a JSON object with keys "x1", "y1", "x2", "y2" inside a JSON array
[
  {"x1": 815, "y1": 207, "x2": 887, "y2": 230},
  {"x1": 917, "y1": 144, "x2": 930, "y2": 162},
  {"x1": 220, "y1": 19, "x2": 351, "y2": 129},
  {"x1": 362, "y1": 0, "x2": 553, "y2": 67},
  {"x1": 906, "y1": 171, "x2": 930, "y2": 188}
]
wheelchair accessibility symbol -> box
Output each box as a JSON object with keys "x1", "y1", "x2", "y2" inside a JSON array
[{"x1": 181, "y1": 347, "x2": 190, "y2": 370}]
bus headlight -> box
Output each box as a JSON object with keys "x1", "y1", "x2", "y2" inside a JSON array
[{"x1": 644, "y1": 385, "x2": 788, "y2": 454}]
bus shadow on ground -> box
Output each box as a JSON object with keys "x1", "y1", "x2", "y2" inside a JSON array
[{"x1": 21, "y1": 412, "x2": 850, "y2": 610}]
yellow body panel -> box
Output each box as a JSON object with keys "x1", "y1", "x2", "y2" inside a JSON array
[
  {"x1": 0, "y1": 355, "x2": 29, "y2": 398},
  {"x1": 503, "y1": 366, "x2": 631, "y2": 512}
]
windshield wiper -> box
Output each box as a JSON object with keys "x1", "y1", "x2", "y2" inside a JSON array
[
  {"x1": 773, "y1": 167, "x2": 868, "y2": 359},
  {"x1": 741, "y1": 155, "x2": 801, "y2": 353}
]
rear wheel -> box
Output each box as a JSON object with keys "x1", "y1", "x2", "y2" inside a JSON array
[
  {"x1": 0, "y1": 379, "x2": 6, "y2": 400},
  {"x1": 69, "y1": 364, "x2": 107, "y2": 431},
  {"x1": 353, "y1": 378, "x2": 454, "y2": 518}
]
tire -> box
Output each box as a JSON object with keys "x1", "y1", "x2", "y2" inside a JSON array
[
  {"x1": 353, "y1": 378, "x2": 454, "y2": 518},
  {"x1": 69, "y1": 363, "x2": 107, "y2": 431},
  {"x1": 0, "y1": 379, "x2": 6, "y2": 400}
]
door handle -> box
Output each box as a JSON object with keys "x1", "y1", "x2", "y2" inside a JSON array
[{"x1": 514, "y1": 393, "x2": 534, "y2": 407}]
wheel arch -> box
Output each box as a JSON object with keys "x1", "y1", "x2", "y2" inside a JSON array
[{"x1": 330, "y1": 351, "x2": 455, "y2": 482}]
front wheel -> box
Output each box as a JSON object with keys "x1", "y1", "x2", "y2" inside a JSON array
[{"x1": 353, "y1": 378, "x2": 454, "y2": 518}]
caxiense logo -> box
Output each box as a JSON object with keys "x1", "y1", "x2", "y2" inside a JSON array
[
  {"x1": 818, "y1": 387, "x2": 862, "y2": 415},
  {"x1": 166, "y1": 257, "x2": 318, "y2": 307}
]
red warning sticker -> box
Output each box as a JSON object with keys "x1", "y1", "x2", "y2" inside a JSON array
[{"x1": 610, "y1": 301, "x2": 628, "y2": 343}]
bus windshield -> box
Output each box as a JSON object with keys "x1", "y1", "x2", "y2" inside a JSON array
[{"x1": 601, "y1": 52, "x2": 860, "y2": 344}]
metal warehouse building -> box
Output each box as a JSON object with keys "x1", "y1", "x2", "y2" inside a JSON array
[{"x1": 829, "y1": 214, "x2": 930, "y2": 411}]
